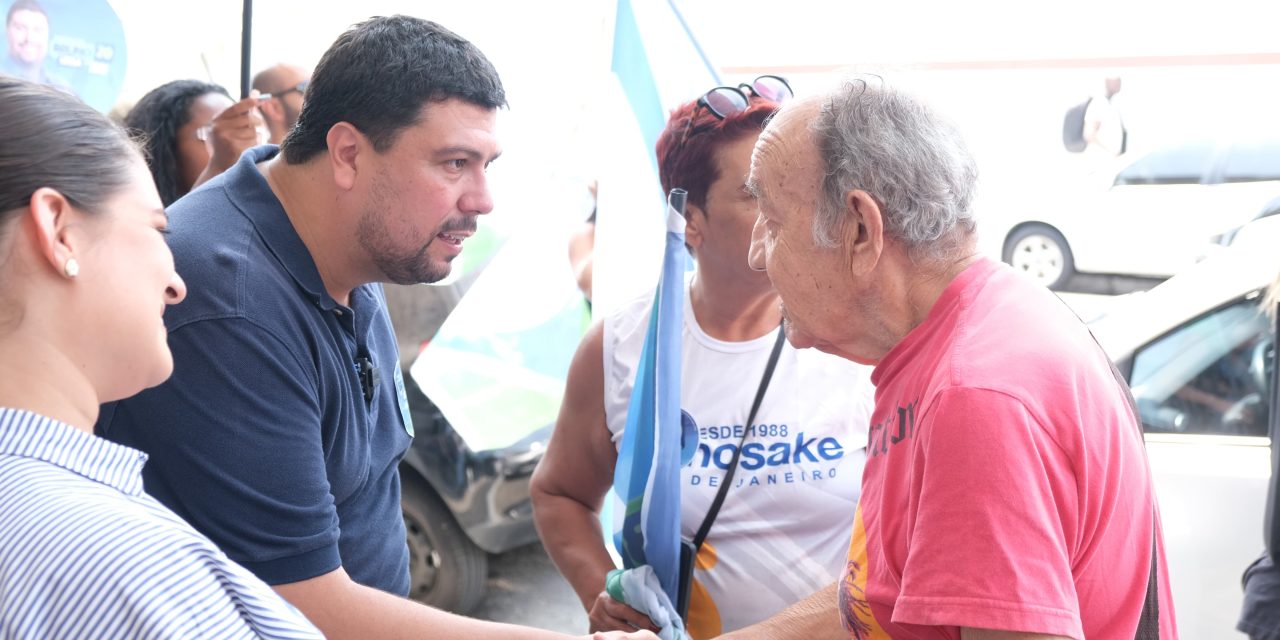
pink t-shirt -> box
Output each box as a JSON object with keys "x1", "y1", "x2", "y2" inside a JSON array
[{"x1": 839, "y1": 258, "x2": 1177, "y2": 640}]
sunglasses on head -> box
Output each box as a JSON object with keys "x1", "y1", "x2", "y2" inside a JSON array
[
  {"x1": 701, "y1": 75, "x2": 792, "y2": 118},
  {"x1": 665, "y1": 75, "x2": 792, "y2": 189},
  {"x1": 675, "y1": 75, "x2": 793, "y2": 150}
]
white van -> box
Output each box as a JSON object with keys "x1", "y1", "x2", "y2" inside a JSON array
[{"x1": 1003, "y1": 136, "x2": 1280, "y2": 289}]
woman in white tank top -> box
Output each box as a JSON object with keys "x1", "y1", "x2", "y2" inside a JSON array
[{"x1": 531, "y1": 78, "x2": 875, "y2": 639}]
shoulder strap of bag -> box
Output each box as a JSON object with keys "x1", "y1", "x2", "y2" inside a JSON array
[
  {"x1": 690, "y1": 326, "x2": 786, "y2": 551},
  {"x1": 1058, "y1": 296, "x2": 1161, "y2": 639},
  {"x1": 1099, "y1": 348, "x2": 1161, "y2": 640}
]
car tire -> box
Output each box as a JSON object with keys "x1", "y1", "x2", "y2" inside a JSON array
[
  {"x1": 402, "y1": 474, "x2": 488, "y2": 614},
  {"x1": 1003, "y1": 224, "x2": 1075, "y2": 290}
]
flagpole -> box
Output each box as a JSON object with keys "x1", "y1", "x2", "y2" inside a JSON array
[
  {"x1": 239, "y1": 0, "x2": 253, "y2": 99},
  {"x1": 664, "y1": 0, "x2": 721, "y2": 84},
  {"x1": 646, "y1": 188, "x2": 687, "y2": 604}
]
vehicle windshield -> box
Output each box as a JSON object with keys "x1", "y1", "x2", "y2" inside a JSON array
[{"x1": 1131, "y1": 298, "x2": 1272, "y2": 436}]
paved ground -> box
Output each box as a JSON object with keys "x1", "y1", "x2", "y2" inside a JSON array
[{"x1": 470, "y1": 542, "x2": 586, "y2": 633}]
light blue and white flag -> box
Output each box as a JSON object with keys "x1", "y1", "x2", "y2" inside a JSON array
[
  {"x1": 591, "y1": 0, "x2": 720, "y2": 320},
  {"x1": 613, "y1": 190, "x2": 691, "y2": 612},
  {"x1": 598, "y1": 0, "x2": 720, "y2": 619}
]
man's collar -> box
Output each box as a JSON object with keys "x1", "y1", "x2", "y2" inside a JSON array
[{"x1": 223, "y1": 146, "x2": 339, "y2": 312}]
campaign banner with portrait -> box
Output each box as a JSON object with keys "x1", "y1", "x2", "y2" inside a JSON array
[{"x1": 1, "y1": 0, "x2": 126, "y2": 112}]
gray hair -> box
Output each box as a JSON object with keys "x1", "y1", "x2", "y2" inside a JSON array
[{"x1": 811, "y1": 77, "x2": 979, "y2": 262}]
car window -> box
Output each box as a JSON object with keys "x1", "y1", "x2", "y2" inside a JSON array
[
  {"x1": 1114, "y1": 141, "x2": 1216, "y2": 186},
  {"x1": 1130, "y1": 297, "x2": 1272, "y2": 436},
  {"x1": 1221, "y1": 139, "x2": 1280, "y2": 183}
]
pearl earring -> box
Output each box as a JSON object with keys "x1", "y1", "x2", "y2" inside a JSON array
[{"x1": 64, "y1": 257, "x2": 80, "y2": 278}]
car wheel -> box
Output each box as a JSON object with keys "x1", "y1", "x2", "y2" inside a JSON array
[
  {"x1": 1003, "y1": 224, "x2": 1075, "y2": 290},
  {"x1": 402, "y1": 474, "x2": 488, "y2": 614}
]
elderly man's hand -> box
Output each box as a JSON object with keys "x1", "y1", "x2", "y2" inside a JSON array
[
  {"x1": 588, "y1": 631, "x2": 661, "y2": 640},
  {"x1": 588, "y1": 589, "x2": 661, "y2": 634}
]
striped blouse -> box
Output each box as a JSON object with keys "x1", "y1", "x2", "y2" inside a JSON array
[{"x1": 0, "y1": 407, "x2": 323, "y2": 639}]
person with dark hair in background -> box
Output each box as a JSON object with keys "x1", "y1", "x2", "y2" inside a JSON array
[
  {"x1": 531, "y1": 77, "x2": 874, "y2": 639},
  {"x1": 1, "y1": 0, "x2": 67, "y2": 90},
  {"x1": 252, "y1": 62, "x2": 311, "y2": 144},
  {"x1": 97, "y1": 14, "x2": 653, "y2": 640},
  {"x1": 0, "y1": 77, "x2": 322, "y2": 639},
  {"x1": 124, "y1": 79, "x2": 267, "y2": 207}
]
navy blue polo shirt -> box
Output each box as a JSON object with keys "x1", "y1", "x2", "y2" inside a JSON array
[{"x1": 98, "y1": 146, "x2": 414, "y2": 595}]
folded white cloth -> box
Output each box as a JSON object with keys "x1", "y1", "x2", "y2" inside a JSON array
[{"x1": 605, "y1": 565, "x2": 689, "y2": 640}]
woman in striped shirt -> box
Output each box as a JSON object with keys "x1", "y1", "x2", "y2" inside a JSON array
[{"x1": 0, "y1": 77, "x2": 324, "y2": 639}]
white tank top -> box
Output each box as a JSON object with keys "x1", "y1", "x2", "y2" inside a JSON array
[{"x1": 603, "y1": 287, "x2": 874, "y2": 637}]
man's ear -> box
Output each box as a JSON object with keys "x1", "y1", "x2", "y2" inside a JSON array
[
  {"x1": 25, "y1": 187, "x2": 80, "y2": 277},
  {"x1": 843, "y1": 189, "x2": 884, "y2": 275},
  {"x1": 326, "y1": 122, "x2": 365, "y2": 191},
  {"x1": 684, "y1": 202, "x2": 707, "y2": 251}
]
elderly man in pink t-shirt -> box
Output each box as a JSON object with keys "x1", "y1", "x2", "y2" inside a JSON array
[{"x1": 717, "y1": 77, "x2": 1178, "y2": 640}]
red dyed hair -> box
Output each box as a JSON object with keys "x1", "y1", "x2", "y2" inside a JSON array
[{"x1": 656, "y1": 96, "x2": 780, "y2": 212}]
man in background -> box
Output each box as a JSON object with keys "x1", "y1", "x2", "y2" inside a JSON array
[
  {"x1": 1083, "y1": 75, "x2": 1126, "y2": 158},
  {"x1": 1, "y1": 0, "x2": 66, "y2": 90},
  {"x1": 252, "y1": 62, "x2": 311, "y2": 144}
]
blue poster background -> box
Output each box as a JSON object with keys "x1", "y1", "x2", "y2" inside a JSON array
[{"x1": 1, "y1": 0, "x2": 126, "y2": 112}]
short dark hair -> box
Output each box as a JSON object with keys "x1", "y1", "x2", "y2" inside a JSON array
[
  {"x1": 6, "y1": 0, "x2": 47, "y2": 24},
  {"x1": 280, "y1": 15, "x2": 506, "y2": 165},
  {"x1": 123, "y1": 79, "x2": 230, "y2": 207},
  {"x1": 0, "y1": 77, "x2": 137, "y2": 219},
  {"x1": 656, "y1": 97, "x2": 780, "y2": 212}
]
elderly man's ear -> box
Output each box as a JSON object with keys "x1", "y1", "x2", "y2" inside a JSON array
[
  {"x1": 843, "y1": 189, "x2": 884, "y2": 275},
  {"x1": 747, "y1": 213, "x2": 767, "y2": 272}
]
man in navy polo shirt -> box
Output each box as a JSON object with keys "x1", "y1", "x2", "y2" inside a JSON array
[{"x1": 97, "y1": 15, "x2": 654, "y2": 640}]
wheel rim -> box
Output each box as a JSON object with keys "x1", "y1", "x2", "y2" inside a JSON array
[
  {"x1": 1010, "y1": 233, "x2": 1065, "y2": 286},
  {"x1": 404, "y1": 511, "x2": 443, "y2": 599}
]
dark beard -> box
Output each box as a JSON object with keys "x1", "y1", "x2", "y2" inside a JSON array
[{"x1": 357, "y1": 209, "x2": 476, "y2": 285}]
